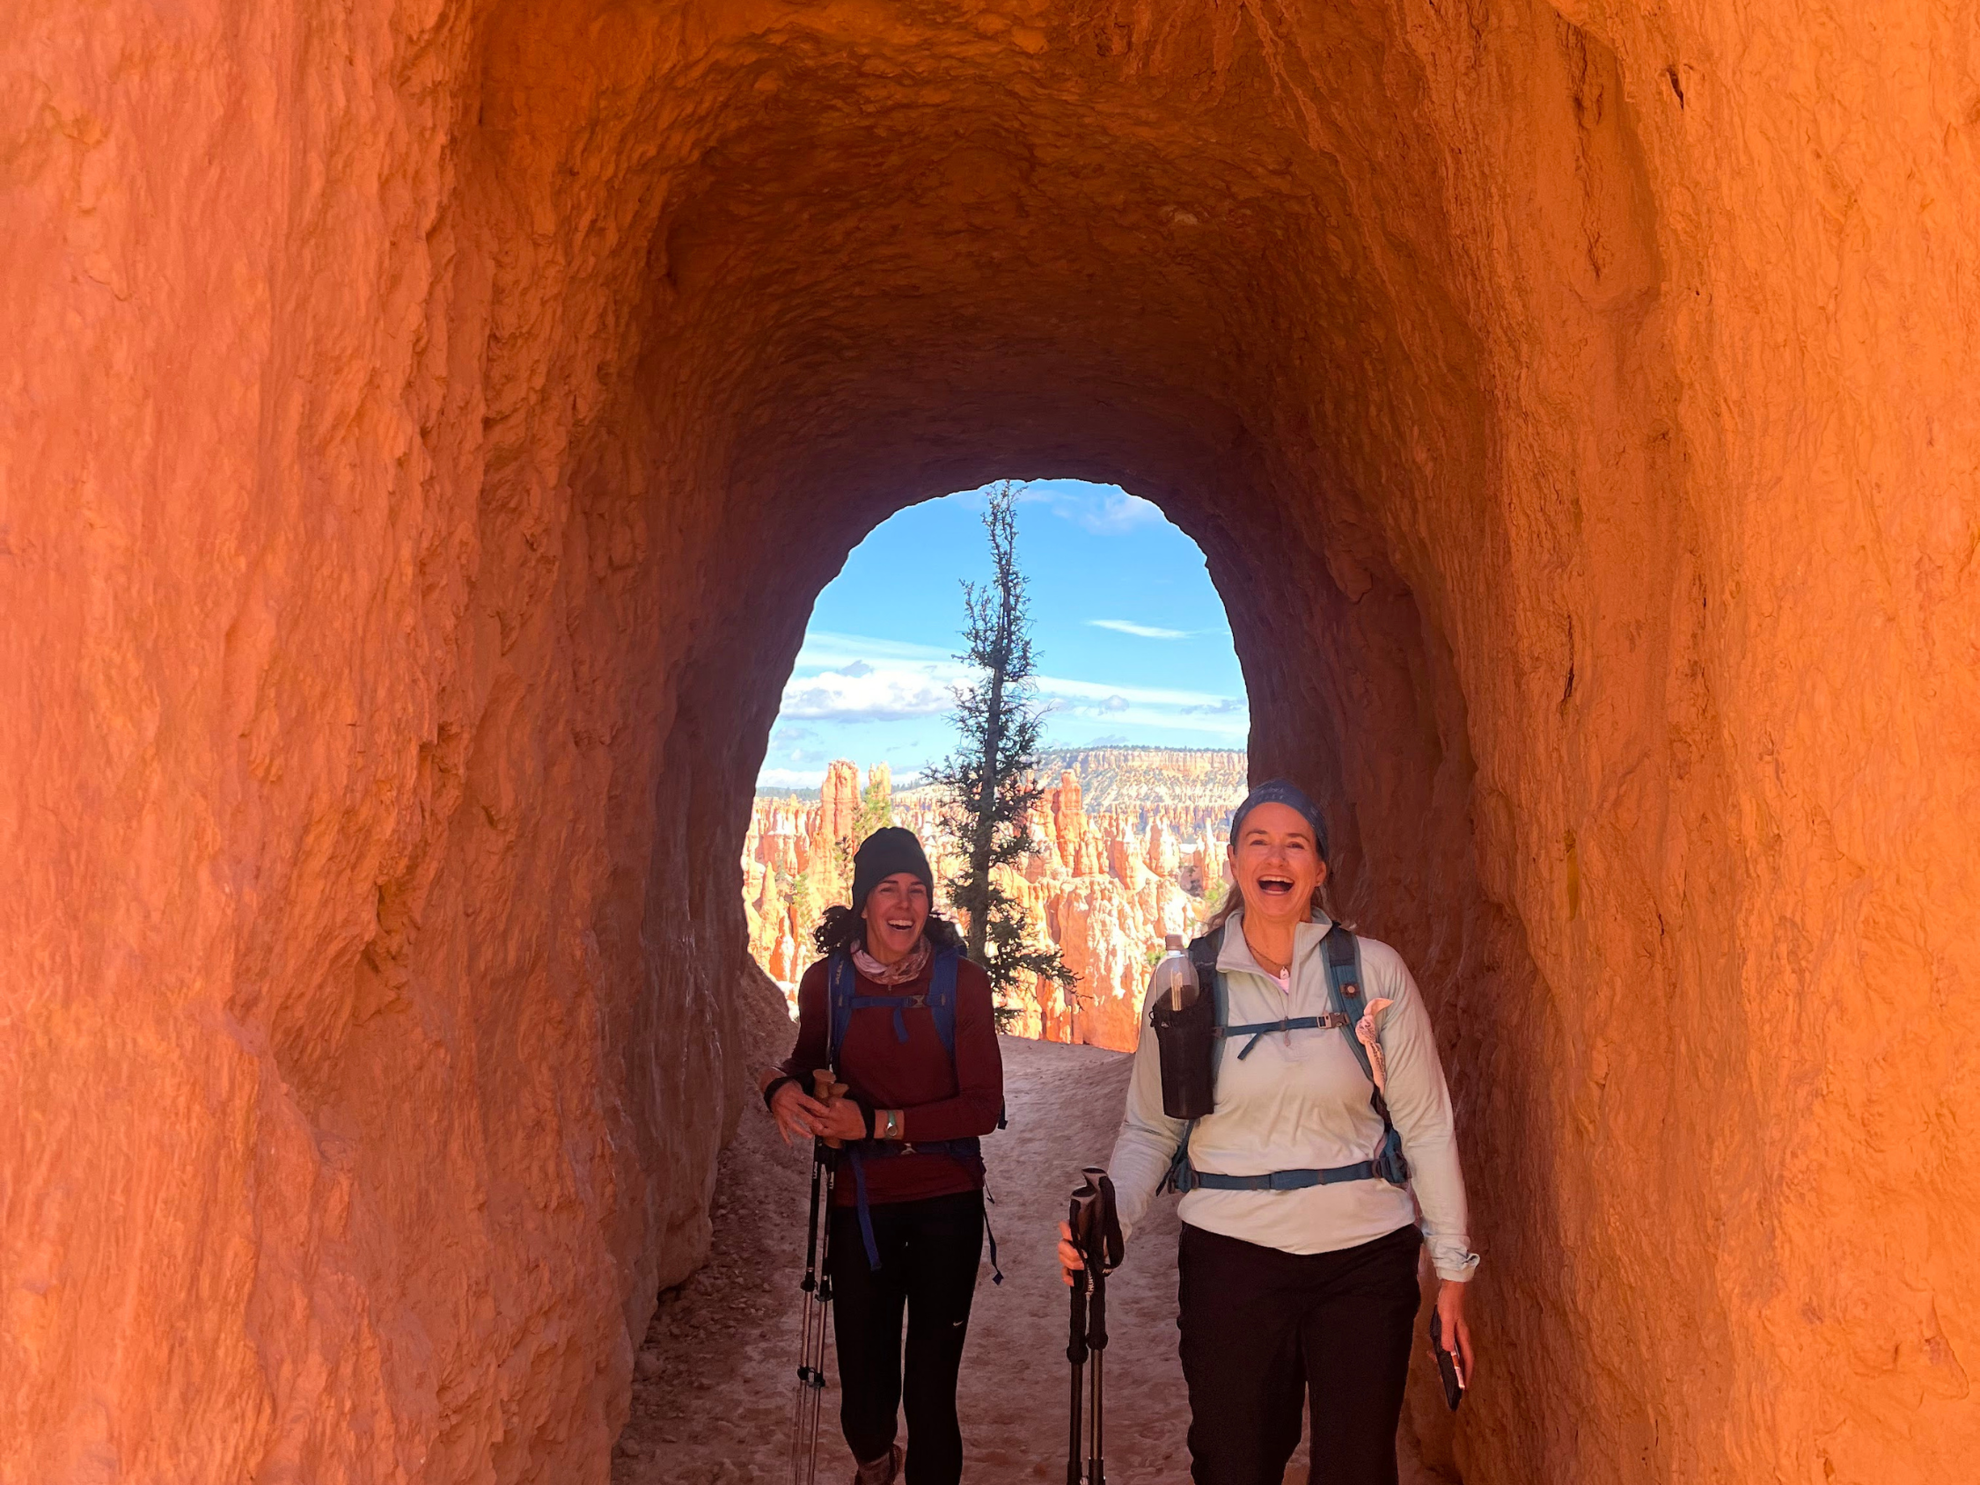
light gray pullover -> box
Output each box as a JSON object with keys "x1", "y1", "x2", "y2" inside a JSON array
[{"x1": 1107, "y1": 913, "x2": 1480, "y2": 1282}]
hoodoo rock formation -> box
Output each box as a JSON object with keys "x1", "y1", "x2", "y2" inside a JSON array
[
  {"x1": 742, "y1": 753, "x2": 1239, "y2": 1045},
  {"x1": 4, "y1": 3, "x2": 1976, "y2": 1484}
]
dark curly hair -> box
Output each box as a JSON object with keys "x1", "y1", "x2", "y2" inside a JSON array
[{"x1": 812, "y1": 903, "x2": 967, "y2": 959}]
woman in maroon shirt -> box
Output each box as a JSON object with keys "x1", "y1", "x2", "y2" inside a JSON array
[{"x1": 760, "y1": 827, "x2": 1004, "y2": 1485}]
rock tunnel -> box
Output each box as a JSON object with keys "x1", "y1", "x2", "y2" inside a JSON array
[{"x1": 5, "y1": 0, "x2": 1977, "y2": 1481}]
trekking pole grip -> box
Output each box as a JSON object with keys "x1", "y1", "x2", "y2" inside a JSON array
[{"x1": 811, "y1": 1068, "x2": 849, "y2": 1149}]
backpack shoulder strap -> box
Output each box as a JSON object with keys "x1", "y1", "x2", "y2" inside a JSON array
[
  {"x1": 1321, "y1": 923, "x2": 1412, "y2": 1185},
  {"x1": 827, "y1": 953, "x2": 857, "y2": 1069},
  {"x1": 928, "y1": 947, "x2": 960, "y2": 1060},
  {"x1": 1321, "y1": 925, "x2": 1376, "y2": 1086}
]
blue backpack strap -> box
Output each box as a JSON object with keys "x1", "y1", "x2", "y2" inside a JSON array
[
  {"x1": 1222, "y1": 1012, "x2": 1348, "y2": 1060},
  {"x1": 827, "y1": 953, "x2": 857, "y2": 1068},
  {"x1": 830, "y1": 950, "x2": 921, "y2": 1045},
  {"x1": 1320, "y1": 927, "x2": 1377, "y2": 1083},
  {"x1": 928, "y1": 948, "x2": 959, "y2": 1058},
  {"x1": 1169, "y1": 925, "x2": 1409, "y2": 1194},
  {"x1": 1321, "y1": 925, "x2": 1410, "y2": 1186}
]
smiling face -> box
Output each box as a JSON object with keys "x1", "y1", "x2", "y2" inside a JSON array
[
  {"x1": 860, "y1": 872, "x2": 931, "y2": 964},
  {"x1": 1229, "y1": 801, "x2": 1326, "y2": 930}
]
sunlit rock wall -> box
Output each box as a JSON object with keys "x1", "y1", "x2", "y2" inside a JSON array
[{"x1": 3, "y1": 1, "x2": 1974, "y2": 1482}]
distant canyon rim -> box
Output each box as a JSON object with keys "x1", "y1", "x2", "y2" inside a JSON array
[{"x1": 4, "y1": 2, "x2": 1977, "y2": 1484}]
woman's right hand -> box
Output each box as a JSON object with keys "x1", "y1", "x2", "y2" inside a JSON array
[
  {"x1": 1057, "y1": 1219, "x2": 1085, "y2": 1287},
  {"x1": 769, "y1": 1080, "x2": 831, "y2": 1144}
]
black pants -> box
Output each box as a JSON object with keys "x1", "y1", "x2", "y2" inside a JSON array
[
  {"x1": 828, "y1": 1190, "x2": 985, "y2": 1485},
  {"x1": 1177, "y1": 1221, "x2": 1422, "y2": 1485}
]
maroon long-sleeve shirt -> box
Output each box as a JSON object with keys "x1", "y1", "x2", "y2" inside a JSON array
[{"x1": 779, "y1": 951, "x2": 1005, "y2": 1206}]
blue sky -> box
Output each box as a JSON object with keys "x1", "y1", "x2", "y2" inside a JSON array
[{"x1": 758, "y1": 480, "x2": 1249, "y2": 788}]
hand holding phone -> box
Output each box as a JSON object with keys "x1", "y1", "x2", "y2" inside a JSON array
[{"x1": 1430, "y1": 1310, "x2": 1466, "y2": 1412}]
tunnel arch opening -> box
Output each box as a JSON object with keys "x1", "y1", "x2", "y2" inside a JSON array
[{"x1": 738, "y1": 478, "x2": 1254, "y2": 1045}]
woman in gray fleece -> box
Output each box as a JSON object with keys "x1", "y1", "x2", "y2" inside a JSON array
[{"x1": 1058, "y1": 780, "x2": 1479, "y2": 1485}]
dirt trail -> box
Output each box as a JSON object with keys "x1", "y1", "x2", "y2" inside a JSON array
[{"x1": 616, "y1": 1036, "x2": 1448, "y2": 1483}]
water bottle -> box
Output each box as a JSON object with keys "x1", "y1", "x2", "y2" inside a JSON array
[
  {"x1": 1150, "y1": 934, "x2": 1199, "y2": 1014},
  {"x1": 1149, "y1": 934, "x2": 1215, "y2": 1119}
]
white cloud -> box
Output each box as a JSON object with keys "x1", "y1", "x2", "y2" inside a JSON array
[
  {"x1": 795, "y1": 631, "x2": 959, "y2": 670},
  {"x1": 947, "y1": 482, "x2": 1167, "y2": 536},
  {"x1": 1023, "y1": 485, "x2": 1164, "y2": 535},
  {"x1": 1033, "y1": 674, "x2": 1235, "y2": 709},
  {"x1": 1088, "y1": 619, "x2": 1189, "y2": 639},
  {"x1": 776, "y1": 627, "x2": 1249, "y2": 739},
  {"x1": 779, "y1": 666, "x2": 956, "y2": 721},
  {"x1": 1059, "y1": 702, "x2": 1250, "y2": 738},
  {"x1": 757, "y1": 766, "x2": 827, "y2": 788}
]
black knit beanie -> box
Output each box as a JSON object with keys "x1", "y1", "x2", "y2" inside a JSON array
[
  {"x1": 1229, "y1": 779, "x2": 1329, "y2": 862},
  {"x1": 850, "y1": 826, "x2": 935, "y2": 912}
]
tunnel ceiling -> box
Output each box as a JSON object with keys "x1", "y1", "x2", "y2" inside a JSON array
[{"x1": 481, "y1": 0, "x2": 1494, "y2": 564}]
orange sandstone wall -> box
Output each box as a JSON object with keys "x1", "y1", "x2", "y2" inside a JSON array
[
  {"x1": 2, "y1": 2, "x2": 1975, "y2": 1483},
  {"x1": 0, "y1": 3, "x2": 783, "y2": 1479}
]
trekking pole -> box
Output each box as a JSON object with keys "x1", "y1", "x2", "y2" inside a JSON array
[
  {"x1": 790, "y1": 1070, "x2": 847, "y2": 1485},
  {"x1": 1065, "y1": 1185, "x2": 1094, "y2": 1485},
  {"x1": 1065, "y1": 1168, "x2": 1123, "y2": 1485},
  {"x1": 1087, "y1": 1241, "x2": 1107, "y2": 1485},
  {"x1": 790, "y1": 1141, "x2": 827, "y2": 1484}
]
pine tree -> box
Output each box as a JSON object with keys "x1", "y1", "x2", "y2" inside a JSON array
[
  {"x1": 927, "y1": 483, "x2": 1076, "y2": 1030},
  {"x1": 834, "y1": 764, "x2": 896, "y2": 884},
  {"x1": 854, "y1": 764, "x2": 894, "y2": 839}
]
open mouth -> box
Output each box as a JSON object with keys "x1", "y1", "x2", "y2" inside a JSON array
[
  {"x1": 885, "y1": 918, "x2": 916, "y2": 932},
  {"x1": 1257, "y1": 876, "x2": 1294, "y2": 896}
]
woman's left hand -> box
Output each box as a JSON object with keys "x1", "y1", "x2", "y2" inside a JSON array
[
  {"x1": 817, "y1": 1096, "x2": 869, "y2": 1142},
  {"x1": 1435, "y1": 1279, "x2": 1475, "y2": 1387}
]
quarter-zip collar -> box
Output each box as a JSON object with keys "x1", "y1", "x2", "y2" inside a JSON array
[{"x1": 1215, "y1": 909, "x2": 1336, "y2": 980}]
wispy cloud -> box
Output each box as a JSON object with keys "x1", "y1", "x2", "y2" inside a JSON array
[
  {"x1": 1034, "y1": 674, "x2": 1236, "y2": 708},
  {"x1": 776, "y1": 628, "x2": 1249, "y2": 736},
  {"x1": 796, "y1": 631, "x2": 959, "y2": 669},
  {"x1": 1031, "y1": 486, "x2": 1164, "y2": 535},
  {"x1": 950, "y1": 482, "x2": 1166, "y2": 536},
  {"x1": 780, "y1": 667, "x2": 955, "y2": 721},
  {"x1": 1051, "y1": 702, "x2": 1249, "y2": 738},
  {"x1": 758, "y1": 766, "x2": 828, "y2": 789},
  {"x1": 1088, "y1": 619, "x2": 1189, "y2": 640}
]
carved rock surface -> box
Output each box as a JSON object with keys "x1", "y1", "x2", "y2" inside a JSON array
[{"x1": 4, "y1": 3, "x2": 1977, "y2": 1484}]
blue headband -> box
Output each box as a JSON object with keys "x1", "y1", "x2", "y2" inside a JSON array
[{"x1": 1229, "y1": 780, "x2": 1329, "y2": 862}]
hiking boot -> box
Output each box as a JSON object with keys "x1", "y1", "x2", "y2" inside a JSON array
[{"x1": 851, "y1": 1445, "x2": 900, "y2": 1485}]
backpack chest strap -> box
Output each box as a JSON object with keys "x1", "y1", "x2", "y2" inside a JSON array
[
  {"x1": 855, "y1": 991, "x2": 927, "y2": 1043},
  {"x1": 1220, "y1": 1012, "x2": 1353, "y2": 1059},
  {"x1": 827, "y1": 950, "x2": 959, "y2": 1054}
]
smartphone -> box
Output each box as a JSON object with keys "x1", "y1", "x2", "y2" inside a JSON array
[{"x1": 1429, "y1": 1311, "x2": 1465, "y2": 1412}]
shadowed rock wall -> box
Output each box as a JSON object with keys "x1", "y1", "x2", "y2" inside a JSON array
[{"x1": 3, "y1": 1, "x2": 1975, "y2": 1482}]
